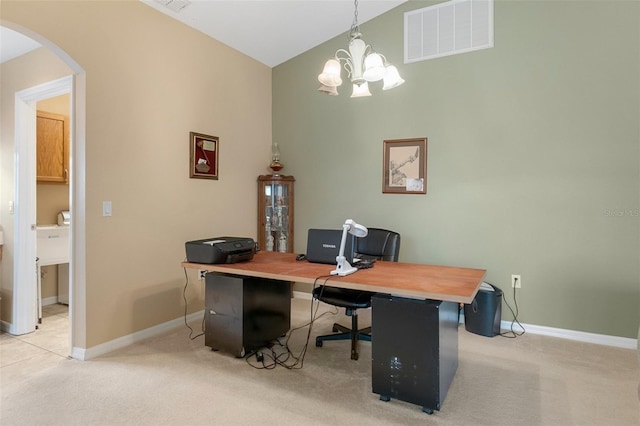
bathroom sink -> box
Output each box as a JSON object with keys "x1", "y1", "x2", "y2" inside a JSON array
[{"x1": 36, "y1": 225, "x2": 70, "y2": 266}]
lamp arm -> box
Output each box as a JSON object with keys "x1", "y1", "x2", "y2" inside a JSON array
[
  {"x1": 331, "y1": 222, "x2": 357, "y2": 276},
  {"x1": 335, "y1": 50, "x2": 353, "y2": 78},
  {"x1": 335, "y1": 49, "x2": 351, "y2": 59},
  {"x1": 337, "y1": 222, "x2": 350, "y2": 259}
]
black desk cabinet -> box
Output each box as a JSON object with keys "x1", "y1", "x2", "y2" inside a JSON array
[
  {"x1": 371, "y1": 295, "x2": 459, "y2": 414},
  {"x1": 205, "y1": 273, "x2": 291, "y2": 357}
]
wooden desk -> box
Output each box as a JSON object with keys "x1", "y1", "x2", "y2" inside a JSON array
[
  {"x1": 182, "y1": 251, "x2": 485, "y2": 304},
  {"x1": 182, "y1": 251, "x2": 486, "y2": 414}
]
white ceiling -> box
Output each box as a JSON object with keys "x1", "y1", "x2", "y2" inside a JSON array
[
  {"x1": 1, "y1": 0, "x2": 407, "y2": 67},
  {"x1": 0, "y1": 26, "x2": 42, "y2": 63}
]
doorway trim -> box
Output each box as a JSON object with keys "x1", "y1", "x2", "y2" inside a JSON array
[
  {"x1": 13, "y1": 76, "x2": 73, "y2": 336},
  {"x1": 3, "y1": 20, "x2": 88, "y2": 357},
  {"x1": 14, "y1": 75, "x2": 87, "y2": 358}
]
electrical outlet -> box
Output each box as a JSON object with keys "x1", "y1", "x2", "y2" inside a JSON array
[
  {"x1": 198, "y1": 270, "x2": 207, "y2": 281},
  {"x1": 511, "y1": 274, "x2": 521, "y2": 288}
]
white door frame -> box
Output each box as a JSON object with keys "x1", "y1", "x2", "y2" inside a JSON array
[{"x1": 12, "y1": 76, "x2": 73, "y2": 336}]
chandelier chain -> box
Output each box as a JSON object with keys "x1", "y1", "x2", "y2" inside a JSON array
[{"x1": 349, "y1": 0, "x2": 360, "y2": 39}]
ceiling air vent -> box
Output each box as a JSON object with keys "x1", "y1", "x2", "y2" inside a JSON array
[
  {"x1": 404, "y1": 0, "x2": 493, "y2": 64},
  {"x1": 154, "y1": 0, "x2": 191, "y2": 13}
]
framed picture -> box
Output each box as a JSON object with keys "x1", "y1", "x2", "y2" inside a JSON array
[
  {"x1": 189, "y1": 132, "x2": 219, "y2": 179},
  {"x1": 383, "y1": 138, "x2": 427, "y2": 194}
]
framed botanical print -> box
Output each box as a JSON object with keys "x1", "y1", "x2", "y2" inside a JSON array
[{"x1": 383, "y1": 138, "x2": 427, "y2": 194}]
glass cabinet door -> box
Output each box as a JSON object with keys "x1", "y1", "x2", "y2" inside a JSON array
[{"x1": 258, "y1": 175, "x2": 294, "y2": 252}]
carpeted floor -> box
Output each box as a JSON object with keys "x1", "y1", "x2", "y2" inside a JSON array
[{"x1": 1, "y1": 298, "x2": 639, "y2": 425}]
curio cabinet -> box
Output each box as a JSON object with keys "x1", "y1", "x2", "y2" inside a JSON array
[{"x1": 257, "y1": 175, "x2": 295, "y2": 253}]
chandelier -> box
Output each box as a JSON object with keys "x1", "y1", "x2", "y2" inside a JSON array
[{"x1": 317, "y1": 0, "x2": 405, "y2": 97}]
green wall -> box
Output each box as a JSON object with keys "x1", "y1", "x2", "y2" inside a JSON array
[{"x1": 273, "y1": 0, "x2": 640, "y2": 338}]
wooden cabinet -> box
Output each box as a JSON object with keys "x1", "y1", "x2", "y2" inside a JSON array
[
  {"x1": 257, "y1": 175, "x2": 294, "y2": 253},
  {"x1": 37, "y1": 110, "x2": 69, "y2": 184}
]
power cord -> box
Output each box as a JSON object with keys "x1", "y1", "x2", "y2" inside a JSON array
[
  {"x1": 244, "y1": 275, "x2": 338, "y2": 370},
  {"x1": 500, "y1": 281, "x2": 525, "y2": 338},
  {"x1": 182, "y1": 267, "x2": 205, "y2": 340}
]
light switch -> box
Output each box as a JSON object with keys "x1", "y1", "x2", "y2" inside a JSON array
[{"x1": 103, "y1": 201, "x2": 112, "y2": 217}]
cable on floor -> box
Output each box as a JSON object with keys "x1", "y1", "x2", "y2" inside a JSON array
[
  {"x1": 182, "y1": 267, "x2": 205, "y2": 340},
  {"x1": 244, "y1": 275, "x2": 338, "y2": 370},
  {"x1": 500, "y1": 284, "x2": 525, "y2": 338}
]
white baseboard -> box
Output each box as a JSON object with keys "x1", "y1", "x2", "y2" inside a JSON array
[
  {"x1": 42, "y1": 296, "x2": 58, "y2": 306},
  {"x1": 73, "y1": 310, "x2": 204, "y2": 361},
  {"x1": 301, "y1": 291, "x2": 637, "y2": 350},
  {"x1": 69, "y1": 292, "x2": 636, "y2": 361},
  {"x1": 458, "y1": 310, "x2": 636, "y2": 349},
  {"x1": 74, "y1": 294, "x2": 313, "y2": 359},
  {"x1": 503, "y1": 321, "x2": 637, "y2": 350},
  {"x1": 293, "y1": 290, "x2": 312, "y2": 300}
]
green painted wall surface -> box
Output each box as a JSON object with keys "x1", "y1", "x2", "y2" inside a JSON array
[{"x1": 273, "y1": 0, "x2": 640, "y2": 338}]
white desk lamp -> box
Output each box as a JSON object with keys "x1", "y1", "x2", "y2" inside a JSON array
[{"x1": 331, "y1": 219, "x2": 368, "y2": 276}]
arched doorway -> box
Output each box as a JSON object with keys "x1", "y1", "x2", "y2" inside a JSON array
[{"x1": 1, "y1": 22, "x2": 87, "y2": 358}]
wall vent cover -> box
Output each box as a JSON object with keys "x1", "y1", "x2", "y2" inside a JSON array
[
  {"x1": 154, "y1": 0, "x2": 191, "y2": 13},
  {"x1": 404, "y1": 0, "x2": 493, "y2": 64}
]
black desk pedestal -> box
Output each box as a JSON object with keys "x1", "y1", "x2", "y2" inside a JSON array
[
  {"x1": 205, "y1": 273, "x2": 291, "y2": 357},
  {"x1": 371, "y1": 295, "x2": 459, "y2": 414}
]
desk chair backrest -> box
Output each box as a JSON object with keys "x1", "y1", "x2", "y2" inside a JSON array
[{"x1": 355, "y1": 228, "x2": 401, "y2": 262}]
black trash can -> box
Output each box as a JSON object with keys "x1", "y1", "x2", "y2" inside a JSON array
[{"x1": 464, "y1": 282, "x2": 502, "y2": 337}]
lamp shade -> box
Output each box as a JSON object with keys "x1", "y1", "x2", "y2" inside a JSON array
[
  {"x1": 363, "y1": 53, "x2": 386, "y2": 82},
  {"x1": 317, "y1": 83, "x2": 339, "y2": 96},
  {"x1": 318, "y1": 59, "x2": 343, "y2": 87},
  {"x1": 351, "y1": 82, "x2": 372, "y2": 98},
  {"x1": 382, "y1": 65, "x2": 405, "y2": 90},
  {"x1": 345, "y1": 219, "x2": 368, "y2": 238}
]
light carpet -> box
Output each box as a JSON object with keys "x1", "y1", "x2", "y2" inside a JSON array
[{"x1": 1, "y1": 298, "x2": 639, "y2": 425}]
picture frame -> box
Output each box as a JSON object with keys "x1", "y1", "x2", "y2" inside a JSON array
[
  {"x1": 383, "y1": 138, "x2": 427, "y2": 194},
  {"x1": 189, "y1": 132, "x2": 219, "y2": 180}
]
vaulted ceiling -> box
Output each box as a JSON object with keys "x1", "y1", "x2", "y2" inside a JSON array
[{"x1": 1, "y1": 0, "x2": 407, "y2": 67}]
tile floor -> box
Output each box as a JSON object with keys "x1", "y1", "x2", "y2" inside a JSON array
[{"x1": 0, "y1": 304, "x2": 71, "y2": 386}]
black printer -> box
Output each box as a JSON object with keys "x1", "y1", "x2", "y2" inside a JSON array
[{"x1": 185, "y1": 237, "x2": 256, "y2": 264}]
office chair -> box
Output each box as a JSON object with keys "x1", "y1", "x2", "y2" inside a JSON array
[{"x1": 312, "y1": 228, "x2": 401, "y2": 360}]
